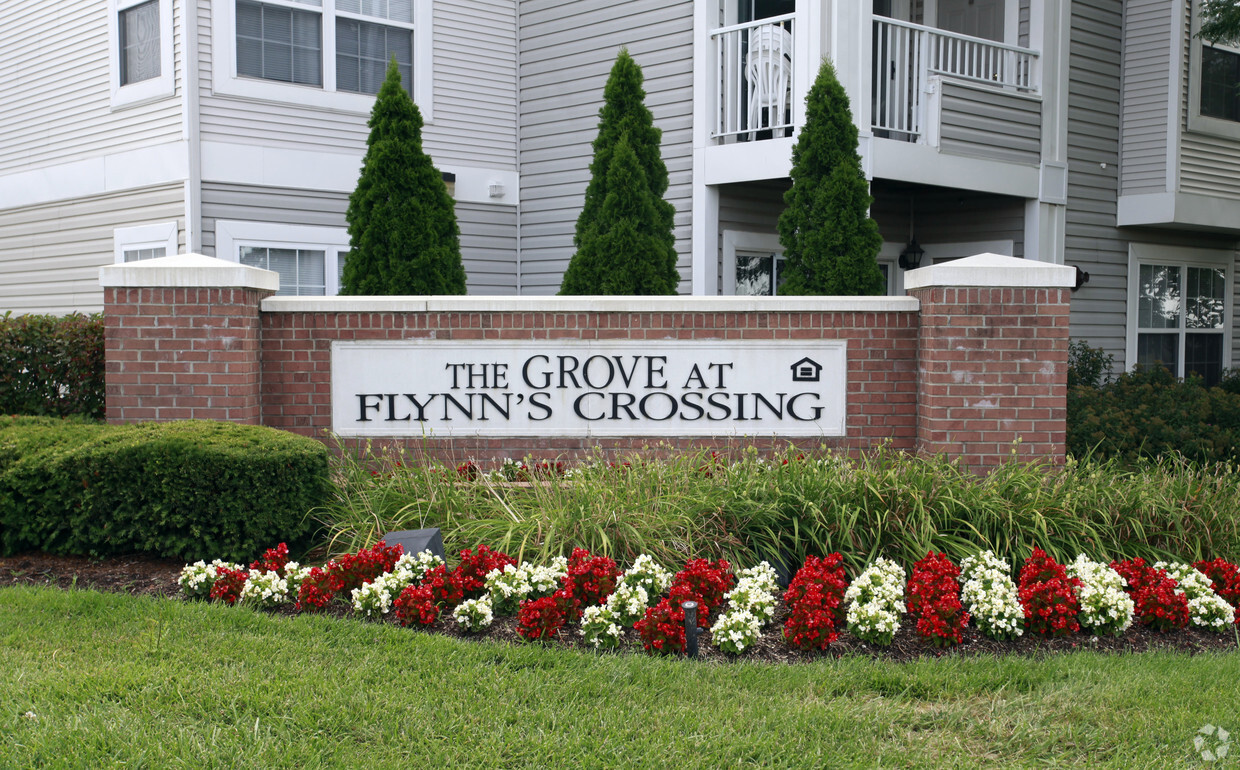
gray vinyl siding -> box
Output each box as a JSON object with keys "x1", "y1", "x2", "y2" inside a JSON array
[
  {"x1": 1065, "y1": 0, "x2": 1127, "y2": 367},
  {"x1": 1176, "y1": 0, "x2": 1240, "y2": 200},
  {"x1": 0, "y1": 0, "x2": 183, "y2": 173},
  {"x1": 197, "y1": 0, "x2": 517, "y2": 170},
  {"x1": 1019, "y1": 0, "x2": 1030, "y2": 47},
  {"x1": 199, "y1": 183, "x2": 517, "y2": 294},
  {"x1": 0, "y1": 184, "x2": 185, "y2": 315},
  {"x1": 938, "y1": 82, "x2": 1041, "y2": 165},
  {"x1": 1119, "y1": 0, "x2": 1173, "y2": 196},
  {"x1": 517, "y1": 0, "x2": 694, "y2": 295}
]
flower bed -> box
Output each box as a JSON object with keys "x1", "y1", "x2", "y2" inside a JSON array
[{"x1": 178, "y1": 542, "x2": 1240, "y2": 662}]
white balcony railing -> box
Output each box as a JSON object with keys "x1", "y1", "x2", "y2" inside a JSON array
[
  {"x1": 712, "y1": 15, "x2": 795, "y2": 142},
  {"x1": 872, "y1": 17, "x2": 1039, "y2": 140}
]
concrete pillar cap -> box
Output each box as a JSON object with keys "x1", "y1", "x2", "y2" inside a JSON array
[
  {"x1": 99, "y1": 253, "x2": 279, "y2": 291},
  {"x1": 903, "y1": 253, "x2": 1076, "y2": 290}
]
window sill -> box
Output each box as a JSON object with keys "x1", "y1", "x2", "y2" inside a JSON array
[{"x1": 1187, "y1": 110, "x2": 1240, "y2": 143}]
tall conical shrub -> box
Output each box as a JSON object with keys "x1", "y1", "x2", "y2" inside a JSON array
[
  {"x1": 777, "y1": 59, "x2": 884, "y2": 296},
  {"x1": 343, "y1": 60, "x2": 465, "y2": 295},
  {"x1": 560, "y1": 49, "x2": 678, "y2": 295}
]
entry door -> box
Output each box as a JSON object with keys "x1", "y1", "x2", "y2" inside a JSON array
[{"x1": 937, "y1": 0, "x2": 1005, "y2": 42}]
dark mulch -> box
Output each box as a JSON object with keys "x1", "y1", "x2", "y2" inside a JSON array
[{"x1": 3, "y1": 552, "x2": 1238, "y2": 664}]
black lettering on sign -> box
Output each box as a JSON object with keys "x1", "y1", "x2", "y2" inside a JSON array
[
  {"x1": 527, "y1": 391, "x2": 552, "y2": 421},
  {"x1": 573, "y1": 392, "x2": 606, "y2": 421},
  {"x1": 522, "y1": 355, "x2": 551, "y2": 389},
  {"x1": 357, "y1": 394, "x2": 383, "y2": 422},
  {"x1": 682, "y1": 364, "x2": 708, "y2": 390}
]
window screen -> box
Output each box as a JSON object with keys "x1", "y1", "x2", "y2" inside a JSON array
[
  {"x1": 119, "y1": 0, "x2": 161, "y2": 85},
  {"x1": 239, "y1": 246, "x2": 326, "y2": 296},
  {"x1": 237, "y1": 0, "x2": 323, "y2": 86},
  {"x1": 336, "y1": 17, "x2": 413, "y2": 94}
]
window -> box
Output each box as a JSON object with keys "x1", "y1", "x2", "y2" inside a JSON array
[
  {"x1": 1128, "y1": 245, "x2": 1234, "y2": 387},
  {"x1": 108, "y1": 0, "x2": 174, "y2": 108},
  {"x1": 1190, "y1": 10, "x2": 1240, "y2": 139},
  {"x1": 240, "y1": 247, "x2": 327, "y2": 295},
  {"x1": 237, "y1": 0, "x2": 323, "y2": 86},
  {"x1": 215, "y1": 221, "x2": 349, "y2": 296},
  {"x1": 1200, "y1": 42, "x2": 1240, "y2": 122},
  {"x1": 119, "y1": 0, "x2": 161, "y2": 85},
  {"x1": 216, "y1": 0, "x2": 429, "y2": 114},
  {"x1": 735, "y1": 251, "x2": 786, "y2": 295},
  {"x1": 113, "y1": 222, "x2": 178, "y2": 264}
]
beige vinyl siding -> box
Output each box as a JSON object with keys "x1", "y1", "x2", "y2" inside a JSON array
[
  {"x1": 517, "y1": 0, "x2": 694, "y2": 295},
  {"x1": 197, "y1": 0, "x2": 517, "y2": 171},
  {"x1": 200, "y1": 183, "x2": 517, "y2": 294},
  {"x1": 0, "y1": 0, "x2": 183, "y2": 174},
  {"x1": 0, "y1": 184, "x2": 185, "y2": 315},
  {"x1": 1119, "y1": 0, "x2": 1173, "y2": 196},
  {"x1": 938, "y1": 82, "x2": 1041, "y2": 165}
]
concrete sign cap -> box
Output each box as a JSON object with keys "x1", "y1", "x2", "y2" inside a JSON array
[
  {"x1": 99, "y1": 253, "x2": 280, "y2": 291},
  {"x1": 903, "y1": 253, "x2": 1077, "y2": 290}
]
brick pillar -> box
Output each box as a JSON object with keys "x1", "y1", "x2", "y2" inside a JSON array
[
  {"x1": 99, "y1": 254, "x2": 278, "y2": 424},
  {"x1": 906, "y1": 254, "x2": 1075, "y2": 470}
]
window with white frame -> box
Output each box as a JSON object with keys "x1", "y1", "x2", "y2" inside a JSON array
[
  {"x1": 1128, "y1": 245, "x2": 1234, "y2": 387},
  {"x1": 215, "y1": 221, "x2": 349, "y2": 296},
  {"x1": 214, "y1": 0, "x2": 431, "y2": 114},
  {"x1": 113, "y1": 221, "x2": 179, "y2": 263},
  {"x1": 723, "y1": 231, "x2": 898, "y2": 296},
  {"x1": 1190, "y1": 8, "x2": 1240, "y2": 139},
  {"x1": 108, "y1": 0, "x2": 175, "y2": 108}
]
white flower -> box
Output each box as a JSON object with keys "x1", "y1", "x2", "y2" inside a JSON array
[
  {"x1": 844, "y1": 557, "x2": 906, "y2": 646},
  {"x1": 1157, "y1": 561, "x2": 1236, "y2": 631},
  {"x1": 240, "y1": 569, "x2": 287, "y2": 609},
  {"x1": 959, "y1": 551, "x2": 1024, "y2": 640},
  {"x1": 581, "y1": 604, "x2": 625, "y2": 649},
  {"x1": 351, "y1": 567, "x2": 420, "y2": 618},
  {"x1": 1068, "y1": 555, "x2": 1133, "y2": 637},
  {"x1": 178, "y1": 559, "x2": 243, "y2": 599},
  {"x1": 453, "y1": 597, "x2": 494, "y2": 632},
  {"x1": 710, "y1": 609, "x2": 763, "y2": 654},
  {"x1": 724, "y1": 577, "x2": 777, "y2": 626}
]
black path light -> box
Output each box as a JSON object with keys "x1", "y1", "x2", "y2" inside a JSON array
[{"x1": 682, "y1": 601, "x2": 700, "y2": 658}]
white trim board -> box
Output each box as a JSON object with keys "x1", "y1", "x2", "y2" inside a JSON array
[
  {"x1": 200, "y1": 141, "x2": 519, "y2": 206},
  {"x1": 0, "y1": 142, "x2": 189, "y2": 211}
]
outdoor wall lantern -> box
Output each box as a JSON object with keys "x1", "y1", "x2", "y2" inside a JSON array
[{"x1": 898, "y1": 239, "x2": 925, "y2": 270}]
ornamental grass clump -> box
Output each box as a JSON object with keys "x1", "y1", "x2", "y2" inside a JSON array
[
  {"x1": 782, "y1": 554, "x2": 849, "y2": 651},
  {"x1": 1111, "y1": 558, "x2": 1189, "y2": 632},
  {"x1": 452, "y1": 597, "x2": 494, "y2": 633},
  {"x1": 1156, "y1": 561, "x2": 1235, "y2": 632},
  {"x1": 1067, "y1": 555, "x2": 1134, "y2": 637},
  {"x1": 1017, "y1": 548, "x2": 1081, "y2": 637},
  {"x1": 959, "y1": 551, "x2": 1024, "y2": 640},
  {"x1": 907, "y1": 552, "x2": 969, "y2": 647},
  {"x1": 844, "y1": 557, "x2": 906, "y2": 646}
]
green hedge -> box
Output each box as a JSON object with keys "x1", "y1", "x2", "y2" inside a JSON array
[
  {"x1": 1067, "y1": 365, "x2": 1240, "y2": 464},
  {"x1": 0, "y1": 418, "x2": 329, "y2": 562},
  {"x1": 0, "y1": 313, "x2": 105, "y2": 420}
]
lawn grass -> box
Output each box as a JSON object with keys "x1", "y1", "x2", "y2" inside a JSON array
[{"x1": 2, "y1": 586, "x2": 1237, "y2": 768}]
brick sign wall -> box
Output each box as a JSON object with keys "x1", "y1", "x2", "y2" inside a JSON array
[{"x1": 100, "y1": 254, "x2": 1075, "y2": 471}]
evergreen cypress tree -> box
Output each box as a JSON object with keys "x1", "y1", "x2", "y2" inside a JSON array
[
  {"x1": 560, "y1": 49, "x2": 678, "y2": 295},
  {"x1": 777, "y1": 59, "x2": 884, "y2": 296},
  {"x1": 343, "y1": 60, "x2": 465, "y2": 295},
  {"x1": 568, "y1": 134, "x2": 679, "y2": 294}
]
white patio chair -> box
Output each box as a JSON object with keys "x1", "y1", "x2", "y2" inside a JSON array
[{"x1": 745, "y1": 23, "x2": 793, "y2": 139}]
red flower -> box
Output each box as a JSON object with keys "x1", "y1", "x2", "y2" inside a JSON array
[
  {"x1": 635, "y1": 598, "x2": 687, "y2": 655},
  {"x1": 517, "y1": 595, "x2": 566, "y2": 641},
  {"x1": 209, "y1": 567, "x2": 248, "y2": 606},
  {"x1": 907, "y1": 552, "x2": 969, "y2": 647},
  {"x1": 782, "y1": 554, "x2": 849, "y2": 651},
  {"x1": 394, "y1": 584, "x2": 439, "y2": 627},
  {"x1": 1017, "y1": 548, "x2": 1080, "y2": 638}
]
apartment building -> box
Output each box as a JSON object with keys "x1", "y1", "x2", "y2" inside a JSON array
[{"x1": 1, "y1": 0, "x2": 1238, "y2": 382}]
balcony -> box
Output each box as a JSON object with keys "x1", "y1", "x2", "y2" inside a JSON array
[
  {"x1": 710, "y1": 15, "x2": 1041, "y2": 148},
  {"x1": 871, "y1": 17, "x2": 1039, "y2": 143}
]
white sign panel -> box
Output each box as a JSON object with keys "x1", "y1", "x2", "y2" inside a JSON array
[{"x1": 330, "y1": 340, "x2": 847, "y2": 437}]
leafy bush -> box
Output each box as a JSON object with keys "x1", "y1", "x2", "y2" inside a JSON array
[
  {"x1": 1067, "y1": 340, "x2": 1114, "y2": 389},
  {"x1": 1067, "y1": 365, "x2": 1240, "y2": 463},
  {"x1": 0, "y1": 312, "x2": 104, "y2": 419},
  {"x1": 0, "y1": 417, "x2": 328, "y2": 562}
]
